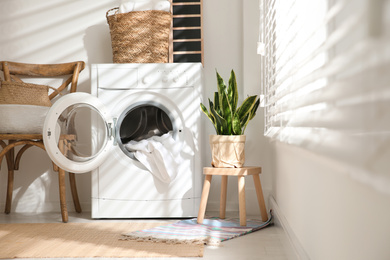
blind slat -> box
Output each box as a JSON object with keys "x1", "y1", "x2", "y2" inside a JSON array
[
  {"x1": 268, "y1": 42, "x2": 390, "y2": 117},
  {"x1": 268, "y1": 8, "x2": 365, "y2": 96}
]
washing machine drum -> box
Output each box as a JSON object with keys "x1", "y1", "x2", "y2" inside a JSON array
[
  {"x1": 117, "y1": 102, "x2": 183, "y2": 159},
  {"x1": 120, "y1": 105, "x2": 173, "y2": 143}
]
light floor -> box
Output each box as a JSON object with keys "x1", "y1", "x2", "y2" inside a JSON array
[{"x1": 0, "y1": 211, "x2": 291, "y2": 260}]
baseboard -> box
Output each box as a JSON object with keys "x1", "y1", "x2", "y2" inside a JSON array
[
  {"x1": 0, "y1": 202, "x2": 92, "y2": 214},
  {"x1": 270, "y1": 196, "x2": 310, "y2": 260}
]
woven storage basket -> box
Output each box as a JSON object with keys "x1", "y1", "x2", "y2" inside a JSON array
[
  {"x1": 106, "y1": 8, "x2": 171, "y2": 63},
  {"x1": 0, "y1": 81, "x2": 52, "y2": 107}
]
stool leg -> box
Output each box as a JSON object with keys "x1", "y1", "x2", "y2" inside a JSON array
[
  {"x1": 253, "y1": 174, "x2": 268, "y2": 222},
  {"x1": 238, "y1": 176, "x2": 246, "y2": 226},
  {"x1": 220, "y1": 175, "x2": 228, "y2": 219},
  {"x1": 197, "y1": 175, "x2": 212, "y2": 224}
]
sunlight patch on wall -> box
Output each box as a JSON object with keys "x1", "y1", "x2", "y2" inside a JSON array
[{"x1": 0, "y1": 0, "x2": 115, "y2": 64}]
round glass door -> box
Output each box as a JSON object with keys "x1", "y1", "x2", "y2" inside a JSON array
[{"x1": 43, "y1": 93, "x2": 114, "y2": 173}]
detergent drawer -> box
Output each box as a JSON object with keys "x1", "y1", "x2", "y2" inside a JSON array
[{"x1": 97, "y1": 65, "x2": 138, "y2": 90}]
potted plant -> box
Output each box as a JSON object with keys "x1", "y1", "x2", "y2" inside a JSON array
[{"x1": 200, "y1": 69, "x2": 260, "y2": 168}]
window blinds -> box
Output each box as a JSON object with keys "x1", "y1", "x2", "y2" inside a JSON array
[{"x1": 260, "y1": 0, "x2": 390, "y2": 193}]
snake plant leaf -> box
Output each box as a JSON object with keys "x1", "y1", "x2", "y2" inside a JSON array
[
  {"x1": 209, "y1": 99, "x2": 227, "y2": 135},
  {"x1": 217, "y1": 82, "x2": 232, "y2": 129},
  {"x1": 242, "y1": 97, "x2": 260, "y2": 134},
  {"x1": 232, "y1": 113, "x2": 242, "y2": 135},
  {"x1": 216, "y1": 71, "x2": 227, "y2": 116},
  {"x1": 200, "y1": 102, "x2": 217, "y2": 130},
  {"x1": 216, "y1": 71, "x2": 226, "y2": 99},
  {"x1": 222, "y1": 90, "x2": 233, "y2": 134},
  {"x1": 249, "y1": 97, "x2": 260, "y2": 121},
  {"x1": 228, "y1": 70, "x2": 238, "y2": 113},
  {"x1": 214, "y1": 92, "x2": 221, "y2": 115},
  {"x1": 200, "y1": 102, "x2": 211, "y2": 120},
  {"x1": 241, "y1": 113, "x2": 250, "y2": 134},
  {"x1": 216, "y1": 71, "x2": 225, "y2": 90},
  {"x1": 236, "y1": 95, "x2": 258, "y2": 120}
]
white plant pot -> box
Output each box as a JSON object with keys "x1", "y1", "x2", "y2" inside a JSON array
[{"x1": 209, "y1": 135, "x2": 246, "y2": 168}]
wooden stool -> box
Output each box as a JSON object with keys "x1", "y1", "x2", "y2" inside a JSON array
[{"x1": 197, "y1": 166, "x2": 268, "y2": 226}]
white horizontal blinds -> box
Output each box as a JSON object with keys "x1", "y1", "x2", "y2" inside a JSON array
[{"x1": 261, "y1": 0, "x2": 390, "y2": 193}]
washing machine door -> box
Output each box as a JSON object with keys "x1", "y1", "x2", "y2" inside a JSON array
[{"x1": 43, "y1": 92, "x2": 114, "y2": 173}]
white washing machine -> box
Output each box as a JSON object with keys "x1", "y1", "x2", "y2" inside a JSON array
[{"x1": 42, "y1": 63, "x2": 203, "y2": 218}]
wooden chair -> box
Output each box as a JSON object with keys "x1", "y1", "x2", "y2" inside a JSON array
[{"x1": 0, "y1": 61, "x2": 85, "y2": 222}]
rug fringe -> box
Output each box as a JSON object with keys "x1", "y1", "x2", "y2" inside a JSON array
[{"x1": 120, "y1": 234, "x2": 221, "y2": 246}]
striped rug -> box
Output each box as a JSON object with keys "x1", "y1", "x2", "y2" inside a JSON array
[{"x1": 121, "y1": 214, "x2": 273, "y2": 246}]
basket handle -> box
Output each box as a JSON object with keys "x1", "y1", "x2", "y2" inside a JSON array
[{"x1": 106, "y1": 7, "x2": 119, "y2": 18}]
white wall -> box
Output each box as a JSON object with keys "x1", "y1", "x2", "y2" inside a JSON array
[
  {"x1": 271, "y1": 141, "x2": 390, "y2": 260},
  {"x1": 267, "y1": 1, "x2": 390, "y2": 259},
  {"x1": 0, "y1": 0, "x2": 271, "y2": 216}
]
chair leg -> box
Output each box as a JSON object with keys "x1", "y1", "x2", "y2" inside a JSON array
[
  {"x1": 69, "y1": 172, "x2": 82, "y2": 213},
  {"x1": 5, "y1": 168, "x2": 14, "y2": 214},
  {"x1": 4, "y1": 145, "x2": 15, "y2": 214},
  {"x1": 197, "y1": 174, "x2": 212, "y2": 224},
  {"x1": 58, "y1": 168, "x2": 68, "y2": 223},
  {"x1": 219, "y1": 175, "x2": 228, "y2": 219}
]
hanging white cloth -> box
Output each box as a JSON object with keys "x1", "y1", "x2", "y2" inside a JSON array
[
  {"x1": 124, "y1": 131, "x2": 181, "y2": 183},
  {"x1": 119, "y1": 0, "x2": 171, "y2": 13}
]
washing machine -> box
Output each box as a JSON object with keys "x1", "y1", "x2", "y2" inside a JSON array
[{"x1": 42, "y1": 63, "x2": 203, "y2": 218}]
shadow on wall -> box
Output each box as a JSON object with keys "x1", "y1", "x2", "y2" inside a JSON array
[{"x1": 83, "y1": 23, "x2": 113, "y2": 64}]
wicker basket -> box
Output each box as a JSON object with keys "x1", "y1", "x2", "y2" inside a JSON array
[
  {"x1": 0, "y1": 81, "x2": 52, "y2": 107},
  {"x1": 106, "y1": 8, "x2": 172, "y2": 63}
]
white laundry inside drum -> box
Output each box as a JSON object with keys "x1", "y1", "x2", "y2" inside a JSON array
[
  {"x1": 119, "y1": 105, "x2": 182, "y2": 183},
  {"x1": 124, "y1": 132, "x2": 181, "y2": 183}
]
